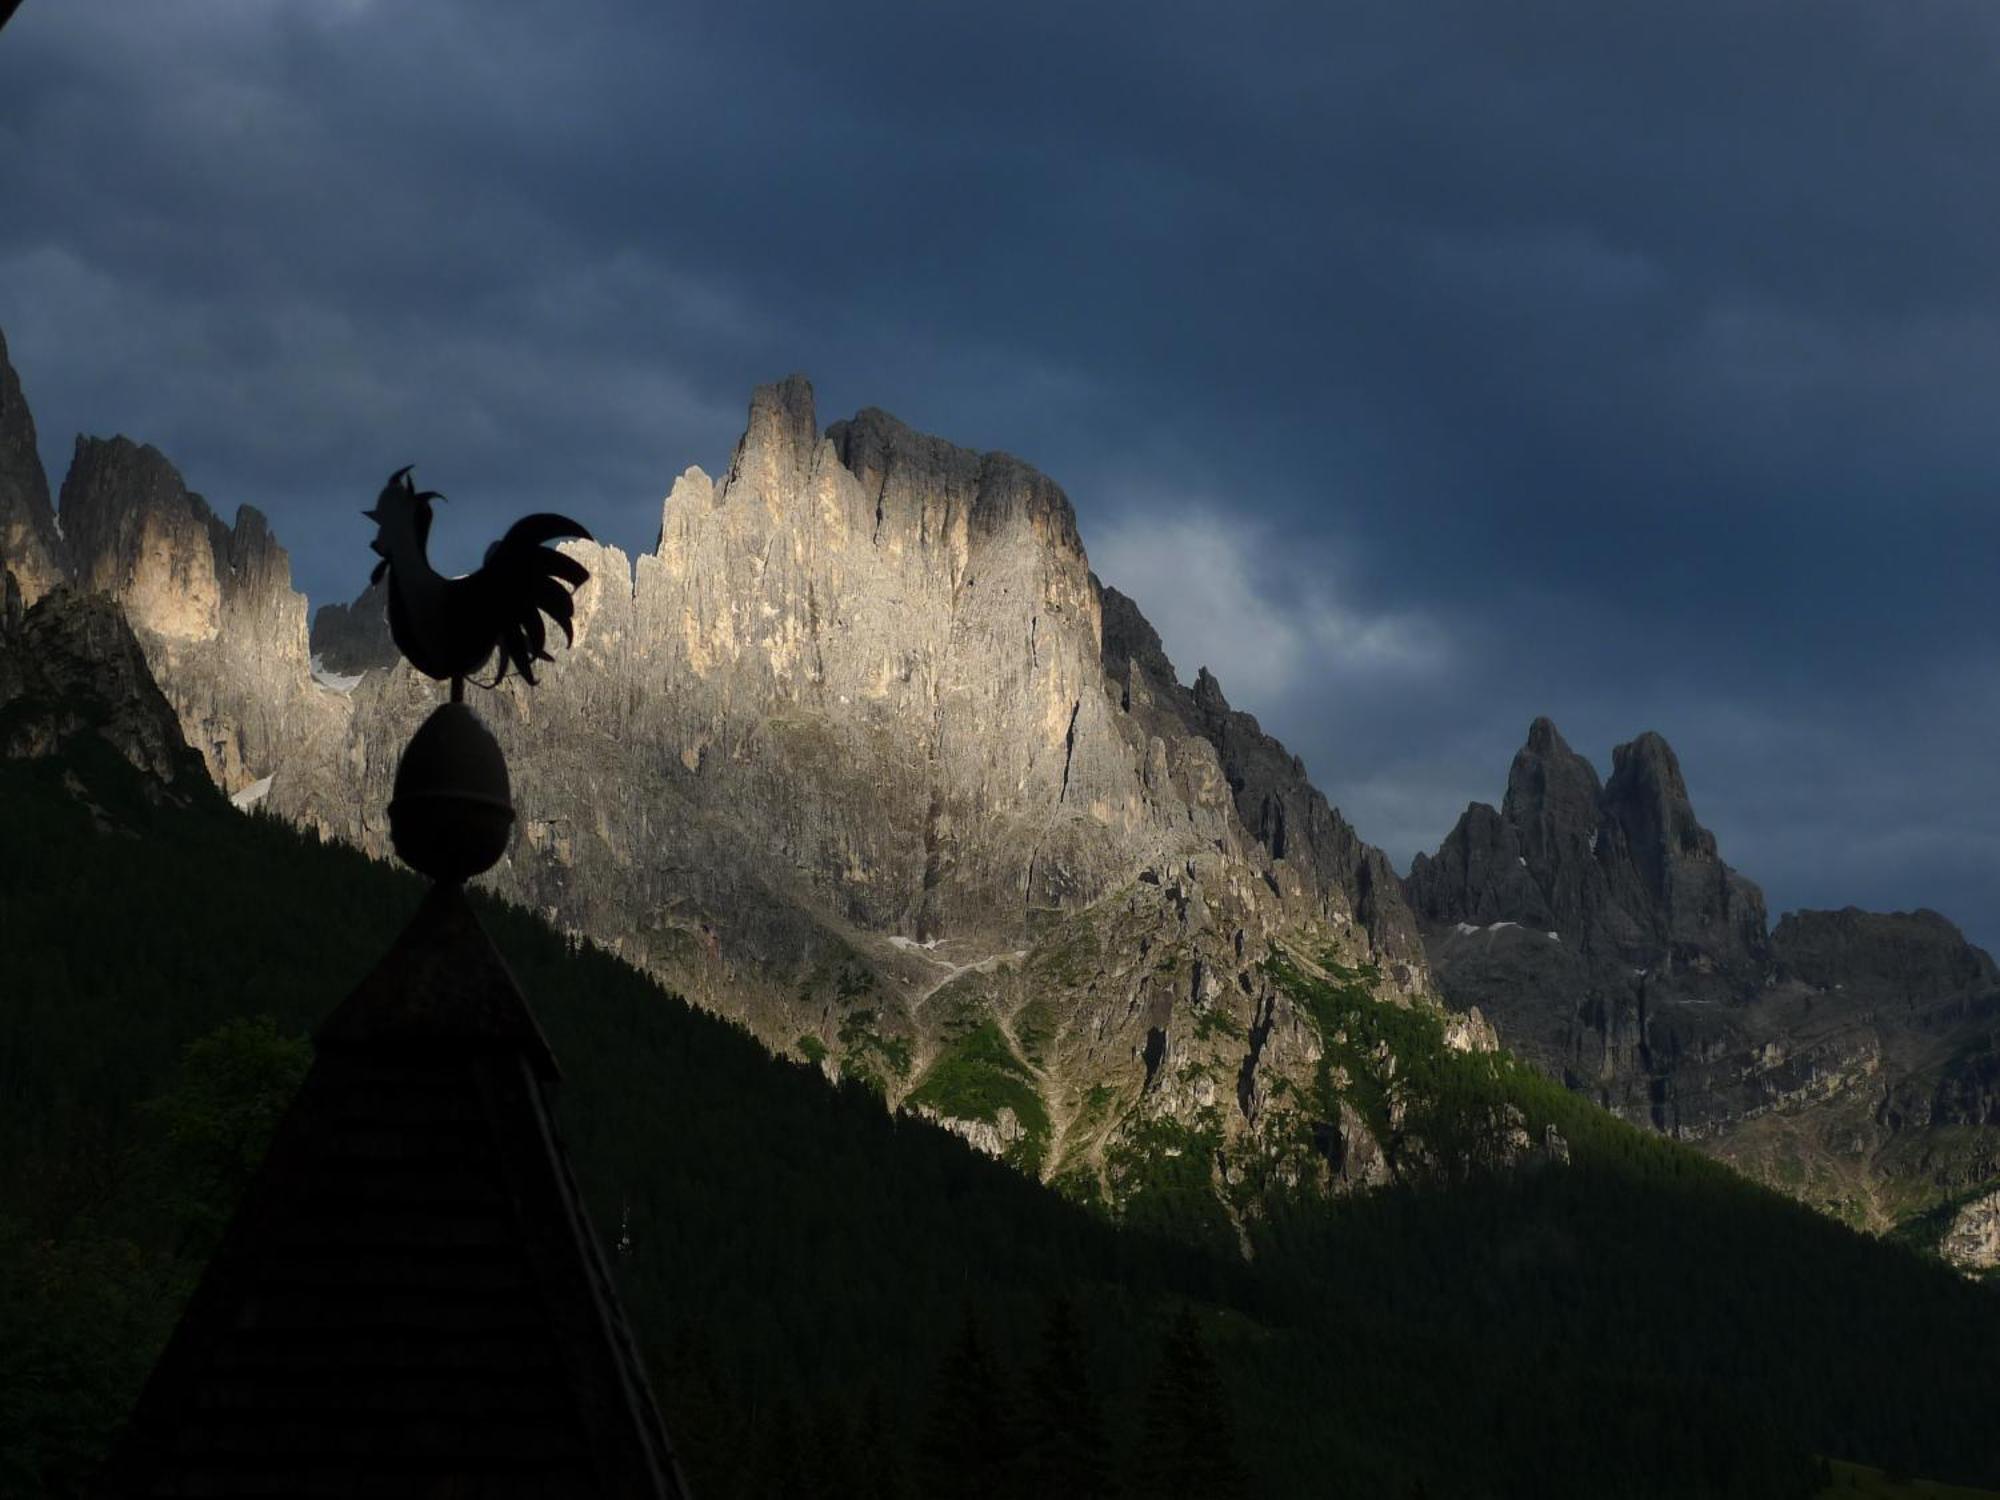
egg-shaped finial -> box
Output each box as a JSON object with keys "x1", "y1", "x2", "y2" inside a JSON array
[{"x1": 389, "y1": 702, "x2": 515, "y2": 882}]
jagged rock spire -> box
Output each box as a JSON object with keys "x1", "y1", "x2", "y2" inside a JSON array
[{"x1": 1410, "y1": 718, "x2": 1767, "y2": 975}]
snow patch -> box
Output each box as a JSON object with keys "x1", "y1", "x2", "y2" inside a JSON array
[
  {"x1": 310, "y1": 654, "x2": 364, "y2": 693},
  {"x1": 231, "y1": 774, "x2": 275, "y2": 811},
  {"x1": 1454, "y1": 922, "x2": 1481, "y2": 937},
  {"x1": 1515, "y1": 855, "x2": 1527, "y2": 867},
  {"x1": 888, "y1": 935, "x2": 942, "y2": 952},
  {"x1": 1546, "y1": 931, "x2": 1560, "y2": 942},
  {"x1": 1490, "y1": 920, "x2": 1521, "y2": 932}
]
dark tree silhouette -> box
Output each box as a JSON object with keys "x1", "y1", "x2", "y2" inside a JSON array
[
  {"x1": 918, "y1": 1308, "x2": 1023, "y2": 1500},
  {"x1": 1023, "y1": 1295, "x2": 1114, "y2": 1498},
  {"x1": 852, "y1": 1387, "x2": 916, "y2": 1500},
  {"x1": 1131, "y1": 1307, "x2": 1247, "y2": 1500}
]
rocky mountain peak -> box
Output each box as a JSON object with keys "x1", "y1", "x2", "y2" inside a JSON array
[
  {"x1": 59, "y1": 437, "x2": 309, "y2": 650},
  {"x1": 61, "y1": 436, "x2": 230, "y2": 641},
  {"x1": 732, "y1": 373, "x2": 821, "y2": 493},
  {"x1": 54, "y1": 433, "x2": 332, "y2": 791},
  {"x1": 1598, "y1": 729, "x2": 1767, "y2": 968},
  {"x1": 1604, "y1": 729, "x2": 1713, "y2": 865},
  {"x1": 1504, "y1": 717, "x2": 1600, "y2": 812},
  {"x1": 0, "y1": 330, "x2": 67, "y2": 607},
  {"x1": 1412, "y1": 719, "x2": 1769, "y2": 974},
  {"x1": 1408, "y1": 719, "x2": 2000, "y2": 1230},
  {"x1": 826, "y1": 401, "x2": 1086, "y2": 563},
  {"x1": 1499, "y1": 717, "x2": 1603, "y2": 903},
  {"x1": 1191, "y1": 665, "x2": 1230, "y2": 717},
  {"x1": 14, "y1": 340, "x2": 1444, "y2": 1198}
]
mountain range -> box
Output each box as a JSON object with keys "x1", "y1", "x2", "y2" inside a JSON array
[{"x1": 1, "y1": 324, "x2": 1993, "y2": 1268}]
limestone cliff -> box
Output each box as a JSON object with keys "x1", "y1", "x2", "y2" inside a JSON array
[
  {"x1": 42, "y1": 364, "x2": 1482, "y2": 1214},
  {"x1": 0, "y1": 332, "x2": 66, "y2": 607},
  {"x1": 1407, "y1": 719, "x2": 2000, "y2": 1233},
  {"x1": 57, "y1": 435, "x2": 346, "y2": 795}
]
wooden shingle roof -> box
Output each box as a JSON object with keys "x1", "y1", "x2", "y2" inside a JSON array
[{"x1": 100, "y1": 884, "x2": 691, "y2": 1498}]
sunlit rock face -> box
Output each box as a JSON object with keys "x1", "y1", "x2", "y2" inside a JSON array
[
  {"x1": 57, "y1": 436, "x2": 344, "y2": 794},
  {"x1": 1407, "y1": 719, "x2": 2000, "y2": 1234},
  {"x1": 1940, "y1": 1189, "x2": 2000, "y2": 1274},
  {"x1": 0, "y1": 332, "x2": 66, "y2": 608},
  {"x1": 47, "y1": 367, "x2": 1478, "y2": 1203}
]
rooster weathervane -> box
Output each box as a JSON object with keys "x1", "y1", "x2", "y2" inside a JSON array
[
  {"x1": 365, "y1": 465, "x2": 593, "y2": 703},
  {"x1": 366, "y1": 466, "x2": 593, "y2": 886}
]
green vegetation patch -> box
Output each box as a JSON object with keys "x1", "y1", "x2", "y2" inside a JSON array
[
  {"x1": 1012, "y1": 994, "x2": 1061, "y2": 1069},
  {"x1": 906, "y1": 1021, "x2": 1050, "y2": 1173},
  {"x1": 1105, "y1": 1109, "x2": 1234, "y2": 1253},
  {"x1": 1191, "y1": 1003, "x2": 1242, "y2": 1044},
  {"x1": 833, "y1": 1005, "x2": 913, "y2": 1098},
  {"x1": 1269, "y1": 951, "x2": 1704, "y2": 1184}
]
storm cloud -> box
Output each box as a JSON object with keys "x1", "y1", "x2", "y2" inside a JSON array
[{"x1": 3, "y1": 0, "x2": 1996, "y2": 945}]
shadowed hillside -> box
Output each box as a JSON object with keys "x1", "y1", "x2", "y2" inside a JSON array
[{"x1": 4, "y1": 589, "x2": 2000, "y2": 1497}]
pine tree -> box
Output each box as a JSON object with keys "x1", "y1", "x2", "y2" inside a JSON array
[
  {"x1": 917, "y1": 1307, "x2": 1023, "y2": 1500},
  {"x1": 1023, "y1": 1294, "x2": 1114, "y2": 1498},
  {"x1": 1130, "y1": 1306, "x2": 1247, "y2": 1500},
  {"x1": 852, "y1": 1385, "x2": 916, "y2": 1500},
  {"x1": 808, "y1": 1398, "x2": 859, "y2": 1500},
  {"x1": 749, "y1": 1393, "x2": 813, "y2": 1500}
]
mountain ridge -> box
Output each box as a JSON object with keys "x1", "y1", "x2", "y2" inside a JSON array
[
  {"x1": 2, "y1": 332, "x2": 1481, "y2": 1214},
  {"x1": 1406, "y1": 715, "x2": 2000, "y2": 1249},
  {"x1": 3, "y1": 326, "x2": 1992, "y2": 1256}
]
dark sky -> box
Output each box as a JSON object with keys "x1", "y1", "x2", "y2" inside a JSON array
[{"x1": 4, "y1": 2, "x2": 1996, "y2": 949}]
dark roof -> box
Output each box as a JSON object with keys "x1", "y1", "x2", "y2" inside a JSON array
[{"x1": 100, "y1": 883, "x2": 692, "y2": 1498}]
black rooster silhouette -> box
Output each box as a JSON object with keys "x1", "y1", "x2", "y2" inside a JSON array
[{"x1": 365, "y1": 467, "x2": 593, "y2": 700}]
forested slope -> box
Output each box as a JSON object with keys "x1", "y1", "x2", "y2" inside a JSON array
[{"x1": 4, "y1": 736, "x2": 1998, "y2": 1498}]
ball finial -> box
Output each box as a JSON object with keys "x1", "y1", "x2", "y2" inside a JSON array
[{"x1": 389, "y1": 703, "x2": 515, "y2": 882}]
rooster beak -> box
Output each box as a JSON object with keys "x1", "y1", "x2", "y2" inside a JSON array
[
  {"x1": 362, "y1": 508, "x2": 378, "y2": 521},
  {"x1": 416, "y1": 491, "x2": 445, "y2": 504}
]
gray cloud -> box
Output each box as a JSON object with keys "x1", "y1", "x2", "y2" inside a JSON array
[{"x1": 2, "y1": 0, "x2": 1995, "y2": 949}]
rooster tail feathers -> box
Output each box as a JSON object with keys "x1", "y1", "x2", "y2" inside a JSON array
[
  {"x1": 529, "y1": 578, "x2": 576, "y2": 645},
  {"x1": 497, "y1": 623, "x2": 542, "y2": 687},
  {"x1": 543, "y1": 550, "x2": 590, "y2": 587},
  {"x1": 477, "y1": 515, "x2": 592, "y2": 684},
  {"x1": 498, "y1": 512, "x2": 593, "y2": 551}
]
